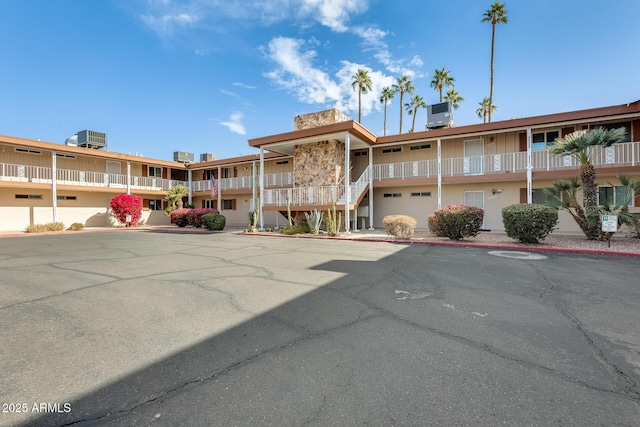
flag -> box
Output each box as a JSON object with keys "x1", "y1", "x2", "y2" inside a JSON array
[{"x1": 210, "y1": 175, "x2": 218, "y2": 198}]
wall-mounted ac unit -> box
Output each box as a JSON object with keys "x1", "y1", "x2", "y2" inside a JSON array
[
  {"x1": 200, "y1": 153, "x2": 218, "y2": 162},
  {"x1": 426, "y1": 102, "x2": 453, "y2": 129},
  {"x1": 173, "y1": 151, "x2": 195, "y2": 163}
]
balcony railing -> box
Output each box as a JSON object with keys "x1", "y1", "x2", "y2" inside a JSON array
[{"x1": 263, "y1": 185, "x2": 345, "y2": 206}]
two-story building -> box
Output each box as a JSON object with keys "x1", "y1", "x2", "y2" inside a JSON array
[{"x1": 1, "y1": 100, "x2": 639, "y2": 233}]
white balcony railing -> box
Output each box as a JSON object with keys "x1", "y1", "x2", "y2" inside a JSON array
[
  {"x1": 0, "y1": 163, "x2": 52, "y2": 182},
  {"x1": 263, "y1": 185, "x2": 345, "y2": 206}
]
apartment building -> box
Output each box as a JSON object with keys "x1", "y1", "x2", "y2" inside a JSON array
[{"x1": 1, "y1": 101, "x2": 639, "y2": 232}]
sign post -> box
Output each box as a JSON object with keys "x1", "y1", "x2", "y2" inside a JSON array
[{"x1": 601, "y1": 215, "x2": 618, "y2": 248}]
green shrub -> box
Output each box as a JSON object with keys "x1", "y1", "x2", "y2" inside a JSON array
[
  {"x1": 279, "y1": 223, "x2": 311, "y2": 235},
  {"x1": 25, "y1": 222, "x2": 65, "y2": 233},
  {"x1": 428, "y1": 205, "x2": 484, "y2": 240},
  {"x1": 201, "y1": 213, "x2": 226, "y2": 231},
  {"x1": 502, "y1": 204, "x2": 558, "y2": 243},
  {"x1": 383, "y1": 215, "x2": 417, "y2": 239},
  {"x1": 68, "y1": 222, "x2": 84, "y2": 231}
]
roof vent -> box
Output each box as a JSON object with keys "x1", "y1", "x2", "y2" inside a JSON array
[{"x1": 77, "y1": 130, "x2": 107, "y2": 149}]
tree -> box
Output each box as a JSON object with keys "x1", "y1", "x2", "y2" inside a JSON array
[
  {"x1": 547, "y1": 127, "x2": 627, "y2": 240},
  {"x1": 351, "y1": 68, "x2": 372, "y2": 123},
  {"x1": 164, "y1": 184, "x2": 190, "y2": 215},
  {"x1": 379, "y1": 86, "x2": 395, "y2": 137},
  {"x1": 476, "y1": 97, "x2": 495, "y2": 123},
  {"x1": 443, "y1": 89, "x2": 465, "y2": 110},
  {"x1": 430, "y1": 68, "x2": 455, "y2": 102},
  {"x1": 392, "y1": 75, "x2": 415, "y2": 134},
  {"x1": 404, "y1": 95, "x2": 427, "y2": 133},
  {"x1": 481, "y1": 2, "x2": 507, "y2": 123}
]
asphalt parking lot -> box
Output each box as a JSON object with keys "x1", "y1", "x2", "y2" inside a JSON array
[{"x1": 0, "y1": 230, "x2": 639, "y2": 426}]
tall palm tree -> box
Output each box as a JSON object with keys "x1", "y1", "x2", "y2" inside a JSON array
[
  {"x1": 392, "y1": 75, "x2": 415, "y2": 134},
  {"x1": 476, "y1": 97, "x2": 495, "y2": 123},
  {"x1": 443, "y1": 89, "x2": 465, "y2": 110},
  {"x1": 351, "y1": 68, "x2": 372, "y2": 123},
  {"x1": 404, "y1": 95, "x2": 427, "y2": 133},
  {"x1": 481, "y1": 2, "x2": 507, "y2": 123},
  {"x1": 379, "y1": 86, "x2": 395, "y2": 136},
  {"x1": 430, "y1": 68, "x2": 455, "y2": 102},
  {"x1": 548, "y1": 127, "x2": 627, "y2": 240}
]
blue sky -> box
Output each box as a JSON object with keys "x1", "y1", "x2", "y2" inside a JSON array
[{"x1": 1, "y1": 0, "x2": 639, "y2": 162}]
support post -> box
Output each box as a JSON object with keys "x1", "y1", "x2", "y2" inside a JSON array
[
  {"x1": 187, "y1": 169, "x2": 192, "y2": 205},
  {"x1": 437, "y1": 139, "x2": 442, "y2": 209},
  {"x1": 368, "y1": 146, "x2": 374, "y2": 230},
  {"x1": 52, "y1": 151, "x2": 57, "y2": 223},
  {"x1": 259, "y1": 147, "x2": 264, "y2": 231},
  {"x1": 344, "y1": 133, "x2": 351, "y2": 234},
  {"x1": 127, "y1": 161, "x2": 131, "y2": 195},
  {"x1": 526, "y1": 128, "x2": 533, "y2": 204},
  {"x1": 217, "y1": 166, "x2": 222, "y2": 212}
]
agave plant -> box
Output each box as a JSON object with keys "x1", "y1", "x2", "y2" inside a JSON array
[{"x1": 305, "y1": 209, "x2": 323, "y2": 235}]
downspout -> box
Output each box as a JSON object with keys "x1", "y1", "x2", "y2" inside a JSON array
[
  {"x1": 344, "y1": 133, "x2": 350, "y2": 233},
  {"x1": 526, "y1": 128, "x2": 532, "y2": 204},
  {"x1": 52, "y1": 151, "x2": 57, "y2": 223}
]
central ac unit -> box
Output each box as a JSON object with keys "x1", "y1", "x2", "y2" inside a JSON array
[{"x1": 426, "y1": 102, "x2": 453, "y2": 129}]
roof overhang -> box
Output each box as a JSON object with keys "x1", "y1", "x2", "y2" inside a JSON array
[{"x1": 248, "y1": 120, "x2": 376, "y2": 156}]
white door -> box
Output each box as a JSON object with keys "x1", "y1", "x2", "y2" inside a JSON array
[
  {"x1": 464, "y1": 139, "x2": 484, "y2": 175},
  {"x1": 464, "y1": 191, "x2": 485, "y2": 228}
]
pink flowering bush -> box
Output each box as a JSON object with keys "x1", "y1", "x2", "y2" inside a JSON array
[
  {"x1": 110, "y1": 194, "x2": 143, "y2": 226},
  {"x1": 187, "y1": 208, "x2": 219, "y2": 227},
  {"x1": 428, "y1": 204, "x2": 484, "y2": 240},
  {"x1": 170, "y1": 208, "x2": 220, "y2": 228}
]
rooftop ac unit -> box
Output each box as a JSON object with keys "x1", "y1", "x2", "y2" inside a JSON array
[
  {"x1": 173, "y1": 151, "x2": 195, "y2": 163},
  {"x1": 77, "y1": 130, "x2": 107, "y2": 149},
  {"x1": 200, "y1": 153, "x2": 218, "y2": 162},
  {"x1": 426, "y1": 102, "x2": 453, "y2": 129}
]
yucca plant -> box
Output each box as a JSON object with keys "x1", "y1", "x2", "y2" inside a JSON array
[
  {"x1": 326, "y1": 201, "x2": 341, "y2": 236},
  {"x1": 305, "y1": 209, "x2": 323, "y2": 235}
]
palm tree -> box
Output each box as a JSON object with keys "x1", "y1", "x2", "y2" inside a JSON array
[
  {"x1": 476, "y1": 97, "x2": 495, "y2": 123},
  {"x1": 392, "y1": 75, "x2": 415, "y2": 134},
  {"x1": 430, "y1": 68, "x2": 455, "y2": 102},
  {"x1": 404, "y1": 95, "x2": 427, "y2": 133},
  {"x1": 443, "y1": 89, "x2": 465, "y2": 110},
  {"x1": 481, "y1": 2, "x2": 508, "y2": 123},
  {"x1": 351, "y1": 68, "x2": 372, "y2": 123},
  {"x1": 379, "y1": 86, "x2": 395, "y2": 136},
  {"x1": 548, "y1": 127, "x2": 627, "y2": 240},
  {"x1": 164, "y1": 184, "x2": 189, "y2": 215}
]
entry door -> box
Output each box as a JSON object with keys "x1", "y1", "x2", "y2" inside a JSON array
[
  {"x1": 464, "y1": 139, "x2": 484, "y2": 175},
  {"x1": 464, "y1": 191, "x2": 485, "y2": 228}
]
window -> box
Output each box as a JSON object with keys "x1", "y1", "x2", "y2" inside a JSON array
[
  {"x1": 222, "y1": 167, "x2": 234, "y2": 178},
  {"x1": 410, "y1": 144, "x2": 431, "y2": 151},
  {"x1": 410, "y1": 192, "x2": 432, "y2": 197},
  {"x1": 15, "y1": 194, "x2": 43, "y2": 200},
  {"x1": 148, "y1": 166, "x2": 162, "y2": 177},
  {"x1": 276, "y1": 160, "x2": 289, "y2": 165},
  {"x1": 57, "y1": 196, "x2": 77, "y2": 200},
  {"x1": 383, "y1": 193, "x2": 402, "y2": 198},
  {"x1": 223, "y1": 199, "x2": 235, "y2": 210},
  {"x1": 204, "y1": 200, "x2": 216, "y2": 209},
  {"x1": 593, "y1": 121, "x2": 632, "y2": 142},
  {"x1": 15, "y1": 148, "x2": 42, "y2": 155},
  {"x1": 532, "y1": 131, "x2": 559, "y2": 151},
  {"x1": 149, "y1": 199, "x2": 163, "y2": 210},
  {"x1": 382, "y1": 147, "x2": 402, "y2": 154},
  {"x1": 598, "y1": 186, "x2": 634, "y2": 206},
  {"x1": 56, "y1": 154, "x2": 76, "y2": 159},
  {"x1": 354, "y1": 150, "x2": 368, "y2": 157},
  {"x1": 532, "y1": 188, "x2": 553, "y2": 205}
]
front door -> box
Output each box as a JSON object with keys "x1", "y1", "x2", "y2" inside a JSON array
[{"x1": 464, "y1": 139, "x2": 484, "y2": 175}]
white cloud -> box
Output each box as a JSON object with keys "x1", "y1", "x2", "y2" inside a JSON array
[
  {"x1": 264, "y1": 37, "x2": 395, "y2": 118},
  {"x1": 220, "y1": 89, "x2": 239, "y2": 98},
  {"x1": 138, "y1": 0, "x2": 370, "y2": 34},
  {"x1": 233, "y1": 82, "x2": 256, "y2": 89},
  {"x1": 220, "y1": 112, "x2": 246, "y2": 135}
]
